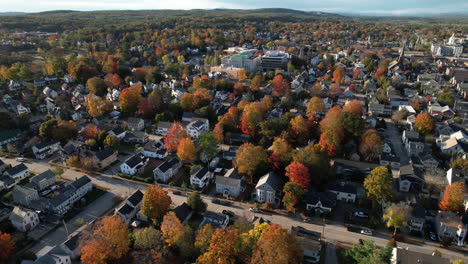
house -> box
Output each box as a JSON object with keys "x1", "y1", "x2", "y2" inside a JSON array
[
  {"x1": 255, "y1": 172, "x2": 282, "y2": 206},
  {"x1": 47, "y1": 176, "x2": 92, "y2": 215},
  {"x1": 291, "y1": 226, "x2": 322, "y2": 264},
  {"x1": 402, "y1": 130, "x2": 425, "y2": 156},
  {"x1": 155, "y1": 121, "x2": 171, "y2": 136},
  {"x1": 30, "y1": 169, "x2": 56, "y2": 191},
  {"x1": 390, "y1": 247, "x2": 450, "y2": 264},
  {"x1": 379, "y1": 154, "x2": 401, "y2": 169},
  {"x1": 108, "y1": 126, "x2": 126, "y2": 140},
  {"x1": 143, "y1": 140, "x2": 166, "y2": 159},
  {"x1": 153, "y1": 157, "x2": 182, "y2": 183},
  {"x1": 418, "y1": 154, "x2": 440, "y2": 169},
  {"x1": 225, "y1": 133, "x2": 250, "y2": 145},
  {"x1": 172, "y1": 202, "x2": 193, "y2": 225},
  {"x1": 434, "y1": 211, "x2": 468, "y2": 246},
  {"x1": 215, "y1": 168, "x2": 244, "y2": 198},
  {"x1": 327, "y1": 182, "x2": 357, "y2": 203},
  {"x1": 126, "y1": 117, "x2": 145, "y2": 131},
  {"x1": 5, "y1": 163, "x2": 30, "y2": 182},
  {"x1": 123, "y1": 131, "x2": 149, "y2": 144},
  {"x1": 0, "y1": 176, "x2": 16, "y2": 190},
  {"x1": 186, "y1": 119, "x2": 209, "y2": 138},
  {"x1": 115, "y1": 190, "x2": 144, "y2": 224},
  {"x1": 199, "y1": 211, "x2": 229, "y2": 229},
  {"x1": 12, "y1": 185, "x2": 39, "y2": 207},
  {"x1": 305, "y1": 189, "x2": 337, "y2": 214},
  {"x1": 382, "y1": 142, "x2": 392, "y2": 154},
  {"x1": 16, "y1": 104, "x2": 31, "y2": 115},
  {"x1": 368, "y1": 104, "x2": 392, "y2": 116},
  {"x1": 32, "y1": 141, "x2": 61, "y2": 160},
  {"x1": 408, "y1": 203, "x2": 426, "y2": 232},
  {"x1": 35, "y1": 245, "x2": 72, "y2": 264},
  {"x1": 428, "y1": 105, "x2": 455, "y2": 120},
  {"x1": 9, "y1": 206, "x2": 39, "y2": 232},
  {"x1": 0, "y1": 130, "x2": 19, "y2": 148},
  {"x1": 120, "y1": 153, "x2": 149, "y2": 175},
  {"x1": 190, "y1": 167, "x2": 213, "y2": 189},
  {"x1": 222, "y1": 146, "x2": 238, "y2": 161},
  {"x1": 398, "y1": 164, "x2": 424, "y2": 193},
  {"x1": 445, "y1": 168, "x2": 467, "y2": 186},
  {"x1": 94, "y1": 148, "x2": 118, "y2": 170}
]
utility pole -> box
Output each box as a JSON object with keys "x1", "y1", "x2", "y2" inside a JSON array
[{"x1": 62, "y1": 219, "x2": 69, "y2": 239}]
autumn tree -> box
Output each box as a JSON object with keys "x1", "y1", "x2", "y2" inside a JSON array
[
  {"x1": 319, "y1": 130, "x2": 342, "y2": 156},
  {"x1": 234, "y1": 143, "x2": 267, "y2": 183},
  {"x1": 251, "y1": 224, "x2": 303, "y2": 264},
  {"x1": 213, "y1": 123, "x2": 224, "y2": 143},
  {"x1": 287, "y1": 115, "x2": 309, "y2": 146},
  {"x1": 85, "y1": 95, "x2": 113, "y2": 118},
  {"x1": 250, "y1": 74, "x2": 262, "y2": 92},
  {"x1": 306, "y1": 96, "x2": 325, "y2": 117},
  {"x1": 134, "y1": 226, "x2": 165, "y2": 250},
  {"x1": 137, "y1": 99, "x2": 154, "y2": 118},
  {"x1": 343, "y1": 99, "x2": 363, "y2": 116},
  {"x1": 383, "y1": 202, "x2": 411, "y2": 236},
  {"x1": 333, "y1": 66, "x2": 345, "y2": 83},
  {"x1": 270, "y1": 137, "x2": 293, "y2": 166},
  {"x1": 359, "y1": 129, "x2": 383, "y2": 161},
  {"x1": 282, "y1": 182, "x2": 304, "y2": 212},
  {"x1": 414, "y1": 112, "x2": 435, "y2": 135},
  {"x1": 439, "y1": 182, "x2": 465, "y2": 212},
  {"x1": 177, "y1": 137, "x2": 197, "y2": 161},
  {"x1": 285, "y1": 158, "x2": 310, "y2": 190},
  {"x1": 272, "y1": 74, "x2": 290, "y2": 97},
  {"x1": 164, "y1": 122, "x2": 188, "y2": 152},
  {"x1": 353, "y1": 68, "x2": 361, "y2": 79},
  {"x1": 81, "y1": 215, "x2": 130, "y2": 264},
  {"x1": 239, "y1": 222, "x2": 269, "y2": 260},
  {"x1": 103, "y1": 135, "x2": 120, "y2": 149},
  {"x1": 320, "y1": 106, "x2": 344, "y2": 133},
  {"x1": 67, "y1": 156, "x2": 81, "y2": 168},
  {"x1": 119, "y1": 84, "x2": 142, "y2": 115},
  {"x1": 241, "y1": 102, "x2": 267, "y2": 136},
  {"x1": 195, "y1": 224, "x2": 215, "y2": 254},
  {"x1": 341, "y1": 112, "x2": 365, "y2": 138},
  {"x1": 296, "y1": 145, "x2": 332, "y2": 186},
  {"x1": 0, "y1": 232, "x2": 15, "y2": 262},
  {"x1": 364, "y1": 166, "x2": 394, "y2": 207},
  {"x1": 86, "y1": 77, "x2": 107, "y2": 97},
  {"x1": 450, "y1": 158, "x2": 468, "y2": 170},
  {"x1": 196, "y1": 227, "x2": 240, "y2": 264},
  {"x1": 187, "y1": 191, "x2": 207, "y2": 214},
  {"x1": 141, "y1": 185, "x2": 172, "y2": 223},
  {"x1": 104, "y1": 73, "x2": 121, "y2": 88},
  {"x1": 343, "y1": 240, "x2": 391, "y2": 264},
  {"x1": 82, "y1": 124, "x2": 99, "y2": 139}
]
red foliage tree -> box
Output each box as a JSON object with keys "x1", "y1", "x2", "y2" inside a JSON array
[
  {"x1": 318, "y1": 131, "x2": 342, "y2": 156},
  {"x1": 213, "y1": 123, "x2": 224, "y2": 143},
  {"x1": 353, "y1": 68, "x2": 361, "y2": 79},
  {"x1": 119, "y1": 85, "x2": 142, "y2": 115},
  {"x1": 137, "y1": 99, "x2": 154, "y2": 118},
  {"x1": 164, "y1": 122, "x2": 188, "y2": 153},
  {"x1": 439, "y1": 182, "x2": 465, "y2": 212},
  {"x1": 0, "y1": 232, "x2": 15, "y2": 262},
  {"x1": 82, "y1": 124, "x2": 99, "y2": 139},
  {"x1": 272, "y1": 75, "x2": 290, "y2": 97},
  {"x1": 285, "y1": 158, "x2": 310, "y2": 189},
  {"x1": 343, "y1": 99, "x2": 363, "y2": 116}
]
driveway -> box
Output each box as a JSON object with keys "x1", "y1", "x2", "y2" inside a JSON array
[
  {"x1": 384, "y1": 119, "x2": 409, "y2": 166},
  {"x1": 30, "y1": 192, "x2": 116, "y2": 254},
  {"x1": 325, "y1": 242, "x2": 338, "y2": 264}
]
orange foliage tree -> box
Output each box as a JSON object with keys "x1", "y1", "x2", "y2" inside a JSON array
[
  {"x1": 343, "y1": 99, "x2": 363, "y2": 116},
  {"x1": 272, "y1": 74, "x2": 290, "y2": 97},
  {"x1": 287, "y1": 115, "x2": 309, "y2": 146},
  {"x1": 80, "y1": 215, "x2": 130, "y2": 264},
  {"x1": 137, "y1": 99, "x2": 154, "y2": 118},
  {"x1": 414, "y1": 112, "x2": 435, "y2": 135},
  {"x1": 82, "y1": 124, "x2": 99, "y2": 139},
  {"x1": 177, "y1": 137, "x2": 197, "y2": 161},
  {"x1": 359, "y1": 129, "x2": 383, "y2": 161},
  {"x1": 119, "y1": 84, "x2": 142, "y2": 115},
  {"x1": 234, "y1": 143, "x2": 267, "y2": 183},
  {"x1": 141, "y1": 185, "x2": 172, "y2": 222},
  {"x1": 196, "y1": 227, "x2": 240, "y2": 264},
  {"x1": 213, "y1": 123, "x2": 224, "y2": 143},
  {"x1": 285, "y1": 158, "x2": 310, "y2": 190},
  {"x1": 104, "y1": 73, "x2": 121, "y2": 88},
  {"x1": 85, "y1": 95, "x2": 113, "y2": 118},
  {"x1": 0, "y1": 232, "x2": 15, "y2": 262},
  {"x1": 306, "y1": 96, "x2": 325, "y2": 117},
  {"x1": 164, "y1": 122, "x2": 188, "y2": 152},
  {"x1": 439, "y1": 182, "x2": 465, "y2": 212}
]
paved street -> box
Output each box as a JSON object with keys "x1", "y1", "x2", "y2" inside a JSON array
[
  {"x1": 325, "y1": 242, "x2": 338, "y2": 264},
  {"x1": 2, "y1": 157, "x2": 468, "y2": 261},
  {"x1": 384, "y1": 119, "x2": 409, "y2": 166}
]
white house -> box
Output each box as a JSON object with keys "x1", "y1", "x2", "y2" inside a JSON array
[
  {"x1": 255, "y1": 172, "x2": 282, "y2": 205},
  {"x1": 153, "y1": 157, "x2": 182, "y2": 183},
  {"x1": 16, "y1": 104, "x2": 31, "y2": 115},
  {"x1": 155, "y1": 121, "x2": 171, "y2": 136},
  {"x1": 115, "y1": 190, "x2": 144, "y2": 224},
  {"x1": 5, "y1": 163, "x2": 30, "y2": 182},
  {"x1": 126, "y1": 117, "x2": 145, "y2": 131},
  {"x1": 120, "y1": 153, "x2": 149, "y2": 175},
  {"x1": 215, "y1": 168, "x2": 244, "y2": 198},
  {"x1": 35, "y1": 245, "x2": 72, "y2": 264},
  {"x1": 199, "y1": 211, "x2": 229, "y2": 229},
  {"x1": 186, "y1": 119, "x2": 209, "y2": 139},
  {"x1": 327, "y1": 182, "x2": 357, "y2": 203},
  {"x1": 143, "y1": 140, "x2": 166, "y2": 159},
  {"x1": 48, "y1": 176, "x2": 92, "y2": 215},
  {"x1": 32, "y1": 141, "x2": 61, "y2": 160},
  {"x1": 108, "y1": 126, "x2": 126, "y2": 140},
  {"x1": 435, "y1": 211, "x2": 467, "y2": 246},
  {"x1": 9, "y1": 206, "x2": 39, "y2": 232},
  {"x1": 190, "y1": 167, "x2": 213, "y2": 188}
]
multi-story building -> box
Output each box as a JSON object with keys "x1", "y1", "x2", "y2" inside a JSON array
[
  {"x1": 260, "y1": 50, "x2": 289, "y2": 71},
  {"x1": 221, "y1": 52, "x2": 261, "y2": 73}
]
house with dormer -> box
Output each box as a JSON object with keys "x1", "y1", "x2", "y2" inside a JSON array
[
  {"x1": 115, "y1": 190, "x2": 144, "y2": 224},
  {"x1": 187, "y1": 119, "x2": 209, "y2": 139},
  {"x1": 120, "y1": 153, "x2": 149, "y2": 175},
  {"x1": 153, "y1": 157, "x2": 182, "y2": 183},
  {"x1": 32, "y1": 141, "x2": 61, "y2": 160},
  {"x1": 255, "y1": 172, "x2": 282, "y2": 206},
  {"x1": 190, "y1": 167, "x2": 213, "y2": 189}
]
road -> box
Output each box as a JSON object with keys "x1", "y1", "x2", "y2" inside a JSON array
[
  {"x1": 2, "y1": 157, "x2": 467, "y2": 261},
  {"x1": 325, "y1": 242, "x2": 338, "y2": 264},
  {"x1": 384, "y1": 119, "x2": 409, "y2": 166}
]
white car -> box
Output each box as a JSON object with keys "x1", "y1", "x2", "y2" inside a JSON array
[
  {"x1": 354, "y1": 212, "x2": 369, "y2": 218},
  {"x1": 16, "y1": 157, "x2": 25, "y2": 162},
  {"x1": 360, "y1": 229, "x2": 373, "y2": 236},
  {"x1": 249, "y1": 207, "x2": 259, "y2": 212}
]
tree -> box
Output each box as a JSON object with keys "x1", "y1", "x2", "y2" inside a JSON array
[
  {"x1": 141, "y1": 185, "x2": 172, "y2": 223},
  {"x1": 195, "y1": 224, "x2": 215, "y2": 254},
  {"x1": 271, "y1": 137, "x2": 293, "y2": 165},
  {"x1": 450, "y1": 158, "x2": 468, "y2": 170},
  {"x1": 187, "y1": 191, "x2": 207, "y2": 214},
  {"x1": 250, "y1": 74, "x2": 262, "y2": 92},
  {"x1": 134, "y1": 226, "x2": 164, "y2": 250},
  {"x1": 137, "y1": 99, "x2": 154, "y2": 118},
  {"x1": 177, "y1": 137, "x2": 196, "y2": 161},
  {"x1": 0, "y1": 232, "x2": 15, "y2": 262},
  {"x1": 423, "y1": 168, "x2": 445, "y2": 195},
  {"x1": 282, "y1": 182, "x2": 304, "y2": 212},
  {"x1": 86, "y1": 77, "x2": 107, "y2": 97},
  {"x1": 198, "y1": 132, "x2": 219, "y2": 163},
  {"x1": 39, "y1": 119, "x2": 58, "y2": 139},
  {"x1": 80, "y1": 215, "x2": 130, "y2": 264},
  {"x1": 364, "y1": 166, "x2": 394, "y2": 207},
  {"x1": 341, "y1": 112, "x2": 365, "y2": 138},
  {"x1": 414, "y1": 113, "x2": 435, "y2": 135},
  {"x1": 164, "y1": 122, "x2": 188, "y2": 153},
  {"x1": 391, "y1": 108, "x2": 408, "y2": 124},
  {"x1": 196, "y1": 227, "x2": 240, "y2": 264},
  {"x1": 85, "y1": 95, "x2": 113, "y2": 118},
  {"x1": 104, "y1": 73, "x2": 121, "y2": 88},
  {"x1": 359, "y1": 129, "x2": 383, "y2": 161},
  {"x1": 319, "y1": 130, "x2": 342, "y2": 156},
  {"x1": 119, "y1": 85, "x2": 142, "y2": 115},
  {"x1": 0, "y1": 111, "x2": 16, "y2": 130},
  {"x1": 296, "y1": 145, "x2": 331, "y2": 186},
  {"x1": 272, "y1": 74, "x2": 290, "y2": 97},
  {"x1": 287, "y1": 115, "x2": 309, "y2": 146},
  {"x1": 67, "y1": 156, "x2": 81, "y2": 168},
  {"x1": 438, "y1": 90, "x2": 455, "y2": 106},
  {"x1": 213, "y1": 123, "x2": 224, "y2": 143},
  {"x1": 333, "y1": 66, "x2": 345, "y2": 83},
  {"x1": 239, "y1": 222, "x2": 270, "y2": 260},
  {"x1": 103, "y1": 135, "x2": 120, "y2": 149},
  {"x1": 439, "y1": 182, "x2": 465, "y2": 212},
  {"x1": 343, "y1": 99, "x2": 363, "y2": 116},
  {"x1": 52, "y1": 167, "x2": 64, "y2": 176},
  {"x1": 285, "y1": 159, "x2": 310, "y2": 190},
  {"x1": 82, "y1": 124, "x2": 99, "y2": 139},
  {"x1": 343, "y1": 240, "x2": 392, "y2": 264},
  {"x1": 383, "y1": 202, "x2": 411, "y2": 236},
  {"x1": 234, "y1": 143, "x2": 267, "y2": 183},
  {"x1": 306, "y1": 97, "x2": 325, "y2": 117},
  {"x1": 148, "y1": 89, "x2": 164, "y2": 113},
  {"x1": 161, "y1": 211, "x2": 185, "y2": 247},
  {"x1": 251, "y1": 224, "x2": 303, "y2": 264}
]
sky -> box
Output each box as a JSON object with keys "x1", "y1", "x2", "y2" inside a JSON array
[{"x1": 1, "y1": 0, "x2": 468, "y2": 15}]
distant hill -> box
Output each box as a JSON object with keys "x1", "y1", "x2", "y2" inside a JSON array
[{"x1": 0, "y1": 12, "x2": 27, "y2": 16}]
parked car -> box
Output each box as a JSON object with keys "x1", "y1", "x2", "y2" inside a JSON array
[
  {"x1": 219, "y1": 200, "x2": 232, "y2": 206},
  {"x1": 15, "y1": 157, "x2": 25, "y2": 162},
  {"x1": 353, "y1": 212, "x2": 369, "y2": 218},
  {"x1": 360, "y1": 229, "x2": 373, "y2": 236},
  {"x1": 222, "y1": 210, "x2": 235, "y2": 217},
  {"x1": 172, "y1": 190, "x2": 182, "y2": 195},
  {"x1": 347, "y1": 226, "x2": 361, "y2": 233},
  {"x1": 249, "y1": 207, "x2": 259, "y2": 212},
  {"x1": 212, "y1": 199, "x2": 221, "y2": 204},
  {"x1": 429, "y1": 232, "x2": 437, "y2": 241}
]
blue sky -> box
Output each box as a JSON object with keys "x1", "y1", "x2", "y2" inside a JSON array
[{"x1": 1, "y1": 0, "x2": 468, "y2": 15}]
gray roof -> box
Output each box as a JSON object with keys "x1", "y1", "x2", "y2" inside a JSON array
[
  {"x1": 9, "y1": 206, "x2": 36, "y2": 224},
  {"x1": 393, "y1": 248, "x2": 450, "y2": 264},
  {"x1": 125, "y1": 154, "x2": 146, "y2": 168},
  {"x1": 172, "y1": 202, "x2": 192, "y2": 223},
  {"x1": 34, "y1": 141, "x2": 59, "y2": 150},
  {"x1": 192, "y1": 167, "x2": 209, "y2": 180},
  {"x1": 157, "y1": 157, "x2": 181, "y2": 173},
  {"x1": 327, "y1": 182, "x2": 357, "y2": 195},
  {"x1": 256, "y1": 172, "x2": 282, "y2": 192},
  {"x1": 127, "y1": 190, "x2": 143, "y2": 207},
  {"x1": 6, "y1": 163, "x2": 28, "y2": 176},
  {"x1": 31, "y1": 170, "x2": 55, "y2": 184},
  {"x1": 95, "y1": 148, "x2": 115, "y2": 161}
]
